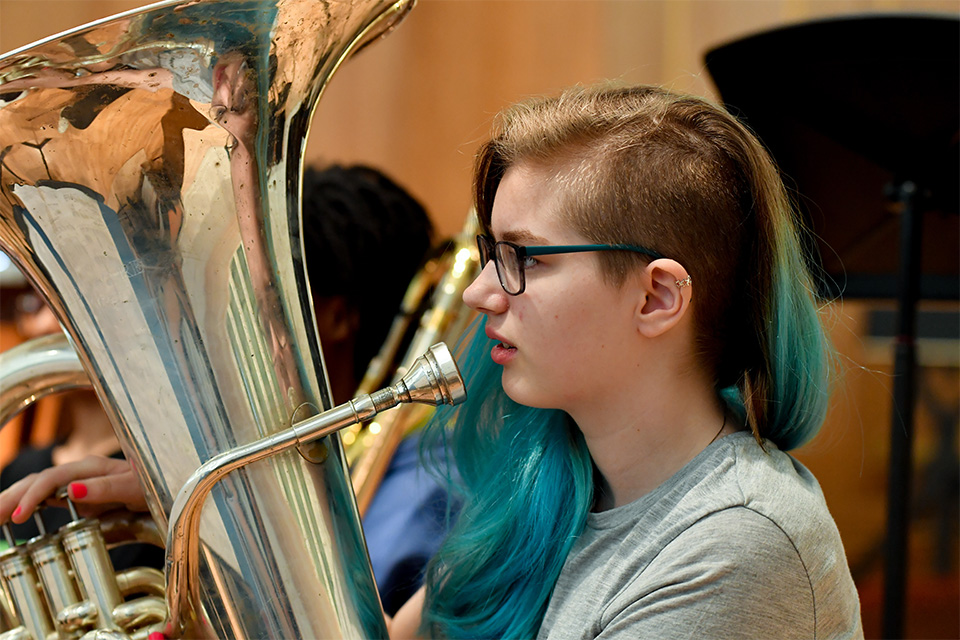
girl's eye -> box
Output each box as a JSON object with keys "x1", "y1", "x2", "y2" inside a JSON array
[{"x1": 522, "y1": 255, "x2": 539, "y2": 269}]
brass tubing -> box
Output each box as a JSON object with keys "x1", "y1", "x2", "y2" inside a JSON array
[
  {"x1": 164, "y1": 404, "x2": 366, "y2": 634},
  {"x1": 0, "y1": 334, "x2": 89, "y2": 427},
  {"x1": 60, "y1": 521, "x2": 122, "y2": 632},
  {"x1": 76, "y1": 630, "x2": 129, "y2": 640},
  {"x1": 0, "y1": 626, "x2": 34, "y2": 640},
  {"x1": 349, "y1": 222, "x2": 479, "y2": 508},
  {"x1": 111, "y1": 597, "x2": 166, "y2": 632},
  {"x1": 0, "y1": 571, "x2": 16, "y2": 632},
  {"x1": 115, "y1": 570, "x2": 164, "y2": 600},
  {"x1": 56, "y1": 601, "x2": 98, "y2": 635},
  {"x1": 164, "y1": 343, "x2": 465, "y2": 636},
  {"x1": 97, "y1": 514, "x2": 163, "y2": 550},
  {"x1": 27, "y1": 535, "x2": 82, "y2": 626},
  {"x1": 0, "y1": 546, "x2": 55, "y2": 640}
]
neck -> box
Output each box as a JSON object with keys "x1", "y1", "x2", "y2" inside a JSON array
[{"x1": 569, "y1": 358, "x2": 733, "y2": 512}]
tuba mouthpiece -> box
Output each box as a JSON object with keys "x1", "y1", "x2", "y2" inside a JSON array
[{"x1": 392, "y1": 343, "x2": 467, "y2": 408}]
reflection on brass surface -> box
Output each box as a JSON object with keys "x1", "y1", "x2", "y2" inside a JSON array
[
  {"x1": 0, "y1": 333, "x2": 88, "y2": 426},
  {"x1": 0, "y1": 0, "x2": 417, "y2": 637}
]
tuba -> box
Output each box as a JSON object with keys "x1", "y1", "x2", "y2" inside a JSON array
[{"x1": 0, "y1": 0, "x2": 466, "y2": 638}]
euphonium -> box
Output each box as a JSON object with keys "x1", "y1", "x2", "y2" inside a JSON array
[{"x1": 0, "y1": 1, "x2": 459, "y2": 638}]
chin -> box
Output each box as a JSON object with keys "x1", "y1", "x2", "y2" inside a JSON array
[{"x1": 500, "y1": 371, "x2": 557, "y2": 410}]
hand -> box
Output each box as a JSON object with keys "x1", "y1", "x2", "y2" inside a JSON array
[{"x1": 0, "y1": 455, "x2": 148, "y2": 524}]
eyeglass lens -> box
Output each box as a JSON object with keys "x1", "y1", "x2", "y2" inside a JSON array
[
  {"x1": 495, "y1": 243, "x2": 522, "y2": 294},
  {"x1": 477, "y1": 235, "x2": 523, "y2": 295}
]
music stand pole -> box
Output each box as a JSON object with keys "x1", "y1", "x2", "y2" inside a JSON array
[{"x1": 881, "y1": 180, "x2": 924, "y2": 639}]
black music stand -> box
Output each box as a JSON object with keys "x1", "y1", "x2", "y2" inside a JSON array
[{"x1": 704, "y1": 14, "x2": 959, "y2": 639}]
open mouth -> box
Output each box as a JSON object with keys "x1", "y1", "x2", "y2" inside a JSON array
[{"x1": 490, "y1": 340, "x2": 517, "y2": 365}]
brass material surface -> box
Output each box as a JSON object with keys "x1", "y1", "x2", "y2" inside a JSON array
[{"x1": 0, "y1": 0, "x2": 419, "y2": 637}]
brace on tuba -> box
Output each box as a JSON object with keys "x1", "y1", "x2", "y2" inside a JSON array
[{"x1": 0, "y1": 0, "x2": 468, "y2": 638}]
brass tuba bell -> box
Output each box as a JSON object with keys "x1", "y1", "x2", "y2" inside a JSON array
[{"x1": 0, "y1": 0, "x2": 465, "y2": 638}]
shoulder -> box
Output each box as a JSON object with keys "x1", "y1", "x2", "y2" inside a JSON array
[
  {"x1": 724, "y1": 437, "x2": 856, "y2": 587},
  {"x1": 656, "y1": 505, "x2": 805, "y2": 569},
  {"x1": 539, "y1": 435, "x2": 862, "y2": 639},
  {"x1": 627, "y1": 433, "x2": 833, "y2": 554},
  {"x1": 599, "y1": 506, "x2": 861, "y2": 639},
  {"x1": 590, "y1": 435, "x2": 862, "y2": 638},
  {"x1": 610, "y1": 506, "x2": 812, "y2": 617}
]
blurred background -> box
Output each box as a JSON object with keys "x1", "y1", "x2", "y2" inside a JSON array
[{"x1": 1, "y1": 1, "x2": 957, "y2": 638}]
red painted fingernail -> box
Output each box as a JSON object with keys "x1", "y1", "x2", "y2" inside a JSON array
[
  {"x1": 69, "y1": 482, "x2": 88, "y2": 500},
  {"x1": 12, "y1": 506, "x2": 21, "y2": 519},
  {"x1": 148, "y1": 632, "x2": 167, "y2": 640}
]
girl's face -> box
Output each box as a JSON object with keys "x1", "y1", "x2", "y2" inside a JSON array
[{"x1": 463, "y1": 162, "x2": 641, "y2": 414}]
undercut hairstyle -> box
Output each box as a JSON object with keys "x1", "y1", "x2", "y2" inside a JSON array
[
  {"x1": 475, "y1": 84, "x2": 831, "y2": 447},
  {"x1": 422, "y1": 84, "x2": 833, "y2": 640}
]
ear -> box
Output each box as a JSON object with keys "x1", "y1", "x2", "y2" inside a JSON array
[
  {"x1": 634, "y1": 259, "x2": 692, "y2": 338},
  {"x1": 313, "y1": 295, "x2": 360, "y2": 344}
]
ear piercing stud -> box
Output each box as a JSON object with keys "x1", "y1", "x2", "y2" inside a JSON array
[{"x1": 675, "y1": 276, "x2": 692, "y2": 289}]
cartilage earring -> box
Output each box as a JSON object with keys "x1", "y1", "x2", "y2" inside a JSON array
[{"x1": 675, "y1": 276, "x2": 692, "y2": 289}]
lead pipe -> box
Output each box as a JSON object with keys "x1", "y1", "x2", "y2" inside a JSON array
[{"x1": 163, "y1": 343, "x2": 464, "y2": 636}]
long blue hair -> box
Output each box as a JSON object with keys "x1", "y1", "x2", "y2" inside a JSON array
[{"x1": 419, "y1": 317, "x2": 594, "y2": 639}]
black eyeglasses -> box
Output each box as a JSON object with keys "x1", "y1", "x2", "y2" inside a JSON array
[{"x1": 476, "y1": 234, "x2": 664, "y2": 295}]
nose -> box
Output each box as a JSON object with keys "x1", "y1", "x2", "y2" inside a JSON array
[{"x1": 463, "y1": 261, "x2": 508, "y2": 315}]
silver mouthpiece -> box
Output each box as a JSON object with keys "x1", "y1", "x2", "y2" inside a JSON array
[{"x1": 374, "y1": 343, "x2": 466, "y2": 410}]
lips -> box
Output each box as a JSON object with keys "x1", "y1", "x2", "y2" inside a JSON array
[
  {"x1": 486, "y1": 327, "x2": 517, "y2": 365},
  {"x1": 490, "y1": 342, "x2": 516, "y2": 365},
  {"x1": 485, "y1": 327, "x2": 513, "y2": 349}
]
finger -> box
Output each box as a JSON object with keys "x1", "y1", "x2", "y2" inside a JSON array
[
  {"x1": 0, "y1": 473, "x2": 41, "y2": 523},
  {"x1": 0, "y1": 455, "x2": 130, "y2": 524},
  {"x1": 71, "y1": 470, "x2": 148, "y2": 513}
]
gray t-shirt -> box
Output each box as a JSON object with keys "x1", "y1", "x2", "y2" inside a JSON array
[{"x1": 538, "y1": 432, "x2": 863, "y2": 639}]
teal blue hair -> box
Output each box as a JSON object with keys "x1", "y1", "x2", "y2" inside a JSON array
[
  {"x1": 419, "y1": 317, "x2": 594, "y2": 639},
  {"x1": 718, "y1": 213, "x2": 832, "y2": 451},
  {"x1": 710, "y1": 104, "x2": 833, "y2": 452}
]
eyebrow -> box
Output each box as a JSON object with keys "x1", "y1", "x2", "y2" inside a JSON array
[{"x1": 499, "y1": 228, "x2": 550, "y2": 245}]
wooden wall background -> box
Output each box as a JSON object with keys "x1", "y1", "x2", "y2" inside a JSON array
[
  {"x1": 2, "y1": 0, "x2": 956, "y2": 238},
  {"x1": 2, "y1": 1, "x2": 958, "y2": 638}
]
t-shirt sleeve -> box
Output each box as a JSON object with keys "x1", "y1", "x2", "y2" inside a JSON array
[{"x1": 596, "y1": 507, "x2": 816, "y2": 640}]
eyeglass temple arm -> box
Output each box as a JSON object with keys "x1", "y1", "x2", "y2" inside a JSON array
[{"x1": 523, "y1": 244, "x2": 665, "y2": 260}]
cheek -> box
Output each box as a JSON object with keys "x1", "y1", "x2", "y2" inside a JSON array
[
  {"x1": 555, "y1": 292, "x2": 624, "y2": 349},
  {"x1": 535, "y1": 299, "x2": 596, "y2": 356}
]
